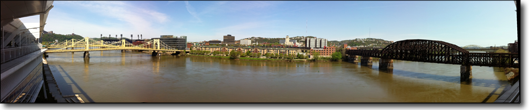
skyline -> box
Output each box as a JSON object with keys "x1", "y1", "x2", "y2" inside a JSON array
[{"x1": 19, "y1": 1, "x2": 517, "y2": 47}]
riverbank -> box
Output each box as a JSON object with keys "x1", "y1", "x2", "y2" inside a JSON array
[{"x1": 187, "y1": 54, "x2": 313, "y2": 62}]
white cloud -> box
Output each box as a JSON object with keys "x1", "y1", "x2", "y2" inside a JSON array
[
  {"x1": 40, "y1": 1, "x2": 170, "y2": 39},
  {"x1": 185, "y1": 1, "x2": 202, "y2": 23}
]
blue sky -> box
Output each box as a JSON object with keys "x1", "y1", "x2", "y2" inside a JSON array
[{"x1": 19, "y1": 1, "x2": 517, "y2": 47}]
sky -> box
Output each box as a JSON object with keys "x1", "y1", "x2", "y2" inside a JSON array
[{"x1": 18, "y1": 1, "x2": 517, "y2": 47}]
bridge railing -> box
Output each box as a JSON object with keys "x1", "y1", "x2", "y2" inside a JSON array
[
  {"x1": 1, "y1": 44, "x2": 40, "y2": 64},
  {"x1": 469, "y1": 53, "x2": 519, "y2": 67}
]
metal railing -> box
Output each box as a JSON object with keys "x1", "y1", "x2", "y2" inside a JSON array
[{"x1": 1, "y1": 44, "x2": 40, "y2": 64}]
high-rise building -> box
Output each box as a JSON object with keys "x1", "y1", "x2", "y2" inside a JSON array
[
  {"x1": 240, "y1": 39, "x2": 252, "y2": 45},
  {"x1": 154, "y1": 35, "x2": 187, "y2": 50},
  {"x1": 305, "y1": 38, "x2": 327, "y2": 48},
  {"x1": 223, "y1": 34, "x2": 235, "y2": 44}
]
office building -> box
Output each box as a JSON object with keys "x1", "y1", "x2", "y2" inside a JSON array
[{"x1": 223, "y1": 34, "x2": 235, "y2": 44}]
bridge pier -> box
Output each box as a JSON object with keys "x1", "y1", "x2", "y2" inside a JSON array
[
  {"x1": 460, "y1": 65, "x2": 472, "y2": 82},
  {"x1": 83, "y1": 51, "x2": 90, "y2": 58},
  {"x1": 360, "y1": 56, "x2": 372, "y2": 66},
  {"x1": 151, "y1": 51, "x2": 159, "y2": 56},
  {"x1": 379, "y1": 59, "x2": 393, "y2": 70},
  {"x1": 349, "y1": 55, "x2": 359, "y2": 63}
]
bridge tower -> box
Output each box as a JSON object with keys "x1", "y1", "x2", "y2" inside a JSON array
[
  {"x1": 85, "y1": 37, "x2": 89, "y2": 50},
  {"x1": 152, "y1": 39, "x2": 161, "y2": 56},
  {"x1": 83, "y1": 37, "x2": 90, "y2": 59},
  {"x1": 121, "y1": 39, "x2": 126, "y2": 47},
  {"x1": 71, "y1": 39, "x2": 75, "y2": 49}
]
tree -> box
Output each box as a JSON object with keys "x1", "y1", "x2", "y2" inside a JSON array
[
  {"x1": 312, "y1": 52, "x2": 320, "y2": 60},
  {"x1": 229, "y1": 50, "x2": 240, "y2": 59},
  {"x1": 331, "y1": 52, "x2": 342, "y2": 61},
  {"x1": 296, "y1": 53, "x2": 301, "y2": 59},
  {"x1": 265, "y1": 53, "x2": 271, "y2": 58},
  {"x1": 245, "y1": 51, "x2": 251, "y2": 57},
  {"x1": 257, "y1": 53, "x2": 262, "y2": 58}
]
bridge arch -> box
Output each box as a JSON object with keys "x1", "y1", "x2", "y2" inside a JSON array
[{"x1": 380, "y1": 39, "x2": 469, "y2": 64}]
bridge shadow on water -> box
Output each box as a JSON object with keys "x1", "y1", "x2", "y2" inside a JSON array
[{"x1": 362, "y1": 64, "x2": 510, "y2": 88}]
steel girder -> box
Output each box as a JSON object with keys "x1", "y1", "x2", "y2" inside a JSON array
[{"x1": 345, "y1": 39, "x2": 519, "y2": 67}]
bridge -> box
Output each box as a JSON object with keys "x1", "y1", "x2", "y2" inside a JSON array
[
  {"x1": 46, "y1": 37, "x2": 188, "y2": 58},
  {"x1": 345, "y1": 39, "x2": 519, "y2": 82}
]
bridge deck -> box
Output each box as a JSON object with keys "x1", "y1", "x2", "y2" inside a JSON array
[{"x1": 45, "y1": 48, "x2": 189, "y2": 53}]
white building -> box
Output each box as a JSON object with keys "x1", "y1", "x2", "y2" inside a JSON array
[
  {"x1": 305, "y1": 38, "x2": 327, "y2": 48},
  {"x1": 240, "y1": 39, "x2": 252, "y2": 45}
]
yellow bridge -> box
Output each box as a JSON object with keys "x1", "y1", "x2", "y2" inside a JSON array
[{"x1": 45, "y1": 37, "x2": 188, "y2": 57}]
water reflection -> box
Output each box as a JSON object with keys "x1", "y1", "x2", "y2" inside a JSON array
[
  {"x1": 44, "y1": 52, "x2": 511, "y2": 102},
  {"x1": 121, "y1": 52, "x2": 125, "y2": 65},
  {"x1": 84, "y1": 58, "x2": 90, "y2": 82}
]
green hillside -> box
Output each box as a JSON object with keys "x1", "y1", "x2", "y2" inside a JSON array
[
  {"x1": 41, "y1": 33, "x2": 84, "y2": 43},
  {"x1": 239, "y1": 36, "x2": 392, "y2": 48}
]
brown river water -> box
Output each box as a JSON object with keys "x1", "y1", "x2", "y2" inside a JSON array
[{"x1": 45, "y1": 50, "x2": 510, "y2": 103}]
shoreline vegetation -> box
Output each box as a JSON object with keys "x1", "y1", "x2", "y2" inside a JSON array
[{"x1": 182, "y1": 50, "x2": 342, "y2": 62}]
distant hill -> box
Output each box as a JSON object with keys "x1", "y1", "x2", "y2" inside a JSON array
[
  {"x1": 41, "y1": 33, "x2": 84, "y2": 43},
  {"x1": 239, "y1": 36, "x2": 393, "y2": 48}
]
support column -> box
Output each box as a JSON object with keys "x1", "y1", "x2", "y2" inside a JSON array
[
  {"x1": 152, "y1": 51, "x2": 158, "y2": 56},
  {"x1": 460, "y1": 65, "x2": 472, "y2": 82},
  {"x1": 360, "y1": 56, "x2": 372, "y2": 66},
  {"x1": 83, "y1": 51, "x2": 90, "y2": 58},
  {"x1": 121, "y1": 39, "x2": 126, "y2": 47},
  {"x1": 71, "y1": 39, "x2": 75, "y2": 48},
  {"x1": 85, "y1": 37, "x2": 89, "y2": 50},
  {"x1": 379, "y1": 58, "x2": 393, "y2": 70},
  {"x1": 349, "y1": 55, "x2": 359, "y2": 63}
]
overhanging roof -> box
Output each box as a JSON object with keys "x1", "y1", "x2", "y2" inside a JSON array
[{"x1": 1, "y1": 1, "x2": 54, "y2": 37}]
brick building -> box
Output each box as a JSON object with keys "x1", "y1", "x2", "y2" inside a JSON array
[{"x1": 310, "y1": 46, "x2": 336, "y2": 57}]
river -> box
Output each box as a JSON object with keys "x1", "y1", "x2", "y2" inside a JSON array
[{"x1": 45, "y1": 50, "x2": 511, "y2": 103}]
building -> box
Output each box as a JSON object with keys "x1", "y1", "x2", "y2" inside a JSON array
[
  {"x1": 240, "y1": 39, "x2": 252, "y2": 45},
  {"x1": 160, "y1": 35, "x2": 173, "y2": 38},
  {"x1": 209, "y1": 40, "x2": 222, "y2": 45},
  {"x1": 223, "y1": 34, "x2": 235, "y2": 44},
  {"x1": 310, "y1": 46, "x2": 336, "y2": 57},
  {"x1": 187, "y1": 43, "x2": 193, "y2": 49},
  {"x1": 154, "y1": 35, "x2": 187, "y2": 50},
  {"x1": 509, "y1": 40, "x2": 518, "y2": 53},
  {"x1": 305, "y1": 38, "x2": 327, "y2": 48},
  {"x1": 235, "y1": 40, "x2": 240, "y2": 44}
]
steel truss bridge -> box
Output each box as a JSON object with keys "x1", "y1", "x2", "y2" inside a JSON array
[
  {"x1": 346, "y1": 39, "x2": 519, "y2": 68},
  {"x1": 45, "y1": 37, "x2": 187, "y2": 55}
]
